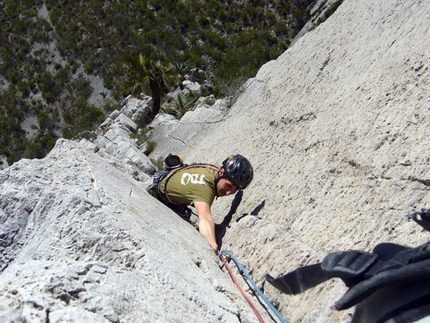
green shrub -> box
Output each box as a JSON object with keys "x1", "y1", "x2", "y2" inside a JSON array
[
  {"x1": 145, "y1": 141, "x2": 157, "y2": 155},
  {"x1": 84, "y1": 63, "x2": 94, "y2": 74},
  {"x1": 173, "y1": 93, "x2": 198, "y2": 118},
  {"x1": 150, "y1": 155, "x2": 164, "y2": 170},
  {"x1": 130, "y1": 128, "x2": 149, "y2": 147},
  {"x1": 40, "y1": 134, "x2": 57, "y2": 150},
  {"x1": 103, "y1": 75, "x2": 114, "y2": 89},
  {"x1": 1, "y1": 0, "x2": 315, "y2": 165}
]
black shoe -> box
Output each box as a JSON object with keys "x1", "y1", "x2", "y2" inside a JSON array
[
  {"x1": 178, "y1": 207, "x2": 191, "y2": 220},
  {"x1": 169, "y1": 204, "x2": 191, "y2": 220}
]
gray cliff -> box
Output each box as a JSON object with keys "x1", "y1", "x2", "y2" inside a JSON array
[{"x1": 1, "y1": 0, "x2": 430, "y2": 322}]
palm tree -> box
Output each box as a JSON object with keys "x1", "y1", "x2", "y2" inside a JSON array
[{"x1": 124, "y1": 53, "x2": 177, "y2": 123}]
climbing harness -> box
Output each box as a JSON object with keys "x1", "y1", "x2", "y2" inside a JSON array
[{"x1": 219, "y1": 250, "x2": 287, "y2": 323}]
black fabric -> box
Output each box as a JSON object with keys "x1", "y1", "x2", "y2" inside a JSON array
[
  {"x1": 265, "y1": 250, "x2": 379, "y2": 295},
  {"x1": 372, "y1": 242, "x2": 409, "y2": 261},
  {"x1": 335, "y1": 258, "x2": 430, "y2": 310},
  {"x1": 351, "y1": 279, "x2": 430, "y2": 323},
  {"x1": 322, "y1": 250, "x2": 379, "y2": 287},
  {"x1": 266, "y1": 212, "x2": 430, "y2": 322},
  {"x1": 165, "y1": 202, "x2": 192, "y2": 220},
  {"x1": 266, "y1": 264, "x2": 331, "y2": 295},
  {"x1": 380, "y1": 293, "x2": 430, "y2": 323},
  {"x1": 266, "y1": 241, "x2": 430, "y2": 314}
]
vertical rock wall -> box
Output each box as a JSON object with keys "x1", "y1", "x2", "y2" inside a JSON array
[
  {"x1": 149, "y1": 0, "x2": 430, "y2": 321},
  {"x1": 1, "y1": 0, "x2": 429, "y2": 322}
]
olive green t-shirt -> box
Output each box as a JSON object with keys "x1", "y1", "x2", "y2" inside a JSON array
[{"x1": 158, "y1": 165, "x2": 220, "y2": 206}]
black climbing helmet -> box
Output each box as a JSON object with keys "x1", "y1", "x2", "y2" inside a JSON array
[{"x1": 222, "y1": 154, "x2": 253, "y2": 189}]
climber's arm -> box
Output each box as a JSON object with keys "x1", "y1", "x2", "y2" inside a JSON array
[{"x1": 194, "y1": 201, "x2": 218, "y2": 253}]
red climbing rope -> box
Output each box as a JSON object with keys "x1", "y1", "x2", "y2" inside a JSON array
[{"x1": 219, "y1": 254, "x2": 265, "y2": 323}]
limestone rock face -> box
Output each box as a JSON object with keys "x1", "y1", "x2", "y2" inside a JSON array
[
  {"x1": 0, "y1": 139, "x2": 260, "y2": 323},
  {"x1": 94, "y1": 110, "x2": 157, "y2": 180},
  {"x1": 148, "y1": 0, "x2": 430, "y2": 321},
  {"x1": 1, "y1": 0, "x2": 430, "y2": 322}
]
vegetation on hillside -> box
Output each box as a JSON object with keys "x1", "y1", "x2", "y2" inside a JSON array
[
  {"x1": 0, "y1": 0, "x2": 314, "y2": 165},
  {"x1": 123, "y1": 54, "x2": 178, "y2": 124}
]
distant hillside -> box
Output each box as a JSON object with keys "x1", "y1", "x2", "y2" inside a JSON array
[{"x1": 0, "y1": 0, "x2": 319, "y2": 165}]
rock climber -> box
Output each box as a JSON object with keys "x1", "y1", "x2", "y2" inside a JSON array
[{"x1": 148, "y1": 154, "x2": 253, "y2": 254}]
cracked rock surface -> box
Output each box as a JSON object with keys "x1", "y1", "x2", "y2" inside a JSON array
[
  {"x1": 149, "y1": 0, "x2": 430, "y2": 321},
  {"x1": 1, "y1": 0, "x2": 430, "y2": 322},
  {"x1": 0, "y1": 140, "x2": 259, "y2": 322}
]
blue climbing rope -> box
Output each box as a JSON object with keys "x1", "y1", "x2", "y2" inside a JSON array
[{"x1": 220, "y1": 250, "x2": 287, "y2": 323}]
